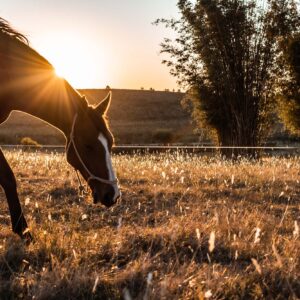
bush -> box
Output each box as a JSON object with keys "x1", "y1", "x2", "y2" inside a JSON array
[
  {"x1": 152, "y1": 130, "x2": 178, "y2": 144},
  {"x1": 20, "y1": 137, "x2": 41, "y2": 147}
]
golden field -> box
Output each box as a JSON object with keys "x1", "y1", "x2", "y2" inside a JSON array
[{"x1": 0, "y1": 150, "x2": 299, "y2": 299}]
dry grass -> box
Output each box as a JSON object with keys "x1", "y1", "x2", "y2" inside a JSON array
[{"x1": 0, "y1": 150, "x2": 299, "y2": 299}]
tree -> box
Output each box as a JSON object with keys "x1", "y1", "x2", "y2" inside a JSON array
[
  {"x1": 278, "y1": 34, "x2": 300, "y2": 135},
  {"x1": 156, "y1": 0, "x2": 299, "y2": 158}
]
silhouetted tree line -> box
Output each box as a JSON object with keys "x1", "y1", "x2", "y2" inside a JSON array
[{"x1": 156, "y1": 0, "x2": 299, "y2": 158}]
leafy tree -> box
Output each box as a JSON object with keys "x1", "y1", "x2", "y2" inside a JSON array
[
  {"x1": 278, "y1": 34, "x2": 300, "y2": 135},
  {"x1": 156, "y1": 0, "x2": 299, "y2": 158}
]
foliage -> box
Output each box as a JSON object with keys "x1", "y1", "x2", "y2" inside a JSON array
[
  {"x1": 20, "y1": 136, "x2": 41, "y2": 147},
  {"x1": 278, "y1": 34, "x2": 300, "y2": 135},
  {"x1": 156, "y1": 0, "x2": 299, "y2": 157}
]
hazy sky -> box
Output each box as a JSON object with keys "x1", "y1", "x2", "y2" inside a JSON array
[{"x1": 1, "y1": 0, "x2": 179, "y2": 90}]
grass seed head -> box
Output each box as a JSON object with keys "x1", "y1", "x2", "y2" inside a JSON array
[{"x1": 209, "y1": 231, "x2": 215, "y2": 253}]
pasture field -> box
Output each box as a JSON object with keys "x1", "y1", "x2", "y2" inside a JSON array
[
  {"x1": 0, "y1": 150, "x2": 299, "y2": 299},
  {"x1": 0, "y1": 89, "x2": 198, "y2": 145},
  {"x1": 0, "y1": 88, "x2": 295, "y2": 147}
]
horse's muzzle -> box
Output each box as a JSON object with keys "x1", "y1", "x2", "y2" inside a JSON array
[{"x1": 93, "y1": 186, "x2": 120, "y2": 207}]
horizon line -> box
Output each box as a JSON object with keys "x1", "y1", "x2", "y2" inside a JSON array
[{"x1": 76, "y1": 87, "x2": 184, "y2": 93}]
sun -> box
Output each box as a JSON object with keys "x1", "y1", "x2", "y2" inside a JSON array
[
  {"x1": 36, "y1": 32, "x2": 109, "y2": 88},
  {"x1": 54, "y1": 65, "x2": 67, "y2": 79}
]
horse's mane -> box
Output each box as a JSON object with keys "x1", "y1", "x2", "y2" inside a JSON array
[
  {"x1": 0, "y1": 18, "x2": 28, "y2": 44},
  {"x1": 0, "y1": 17, "x2": 54, "y2": 69}
]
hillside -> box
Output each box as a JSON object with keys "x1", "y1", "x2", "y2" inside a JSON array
[{"x1": 0, "y1": 89, "x2": 198, "y2": 145}]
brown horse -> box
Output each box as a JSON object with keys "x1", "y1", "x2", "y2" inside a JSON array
[{"x1": 0, "y1": 18, "x2": 120, "y2": 241}]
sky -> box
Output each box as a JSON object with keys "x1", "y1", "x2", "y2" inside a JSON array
[{"x1": 0, "y1": 0, "x2": 179, "y2": 90}]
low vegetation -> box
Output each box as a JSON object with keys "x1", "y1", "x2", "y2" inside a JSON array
[
  {"x1": 0, "y1": 150, "x2": 299, "y2": 299},
  {"x1": 20, "y1": 137, "x2": 41, "y2": 147}
]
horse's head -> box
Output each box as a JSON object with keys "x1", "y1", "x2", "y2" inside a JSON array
[{"x1": 66, "y1": 92, "x2": 120, "y2": 207}]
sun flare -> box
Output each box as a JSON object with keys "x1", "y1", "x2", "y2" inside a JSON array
[
  {"x1": 54, "y1": 66, "x2": 66, "y2": 79},
  {"x1": 36, "y1": 32, "x2": 109, "y2": 88},
  {"x1": 54, "y1": 67, "x2": 67, "y2": 79}
]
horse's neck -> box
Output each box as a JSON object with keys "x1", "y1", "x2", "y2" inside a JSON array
[
  {"x1": 11, "y1": 78, "x2": 81, "y2": 137},
  {"x1": 29, "y1": 84, "x2": 81, "y2": 135}
]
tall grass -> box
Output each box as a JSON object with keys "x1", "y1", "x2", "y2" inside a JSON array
[{"x1": 0, "y1": 150, "x2": 299, "y2": 299}]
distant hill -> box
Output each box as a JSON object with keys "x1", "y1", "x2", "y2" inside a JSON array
[{"x1": 0, "y1": 89, "x2": 198, "y2": 145}]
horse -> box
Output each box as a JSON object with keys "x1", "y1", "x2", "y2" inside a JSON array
[{"x1": 0, "y1": 18, "x2": 121, "y2": 242}]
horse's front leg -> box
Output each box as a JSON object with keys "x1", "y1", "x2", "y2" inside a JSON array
[{"x1": 0, "y1": 148, "x2": 32, "y2": 243}]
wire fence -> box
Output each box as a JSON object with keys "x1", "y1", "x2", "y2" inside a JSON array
[{"x1": 1, "y1": 144, "x2": 299, "y2": 156}]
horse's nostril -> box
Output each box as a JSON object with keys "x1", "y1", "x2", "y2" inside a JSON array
[
  {"x1": 103, "y1": 186, "x2": 116, "y2": 205},
  {"x1": 93, "y1": 186, "x2": 117, "y2": 207},
  {"x1": 104, "y1": 191, "x2": 114, "y2": 203}
]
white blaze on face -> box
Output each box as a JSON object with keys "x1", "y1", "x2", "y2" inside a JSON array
[{"x1": 98, "y1": 133, "x2": 120, "y2": 199}]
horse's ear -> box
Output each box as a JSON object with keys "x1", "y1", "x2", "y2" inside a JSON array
[{"x1": 94, "y1": 92, "x2": 111, "y2": 116}]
